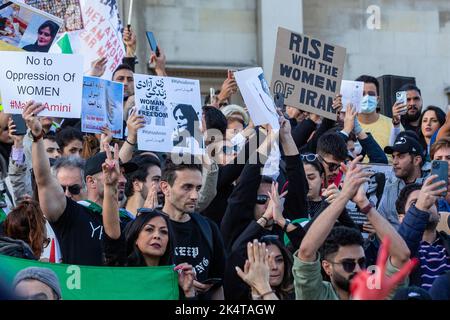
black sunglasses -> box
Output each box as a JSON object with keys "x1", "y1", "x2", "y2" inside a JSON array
[
  {"x1": 256, "y1": 194, "x2": 269, "y2": 205},
  {"x1": 330, "y1": 257, "x2": 366, "y2": 273},
  {"x1": 317, "y1": 155, "x2": 341, "y2": 172},
  {"x1": 61, "y1": 184, "x2": 82, "y2": 195}
]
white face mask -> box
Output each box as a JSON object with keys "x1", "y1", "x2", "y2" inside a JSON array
[{"x1": 360, "y1": 95, "x2": 378, "y2": 114}]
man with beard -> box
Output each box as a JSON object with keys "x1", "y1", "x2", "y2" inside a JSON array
[
  {"x1": 124, "y1": 155, "x2": 162, "y2": 216},
  {"x1": 25, "y1": 101, "x2": 137, "y2": 265},
  {"x1": 392, "y1": 84, "x2": 423, "y2": 136},
  {"x1": 396, "y1": 179, "x2": 450, "y2": 290},
  {"x1": 294, "y1": 156, "x2": 411, "y2": 300},
  {"x1": 378, "y1": 132, "x2": 426, "y2": 229},
  {"x1": 161, "y1": 157, "x2": 226, "y2": 300}
]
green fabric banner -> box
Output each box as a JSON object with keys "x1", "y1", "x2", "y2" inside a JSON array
[{"x1": 0, "y1": 255, "x2": 179, "y2": 300}]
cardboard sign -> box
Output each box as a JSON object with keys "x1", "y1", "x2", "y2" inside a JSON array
[
  {"x1": 271, "y1": 27, "x2": 346, "y2": 120},
  {"x1": 234, "y1": 67, "x2": 280, "y2": 130},
  {"x1": 81, "y1": 76, "x2": 124, "y2": 138},
  {"x1": 0, "y1": 51, "x2": 83, "y2": 118},
  {"x1": 340, "y1": 80, "x2": 364, "y2": 113},
  {"x1": 0, "y1": 0, "x2": 63, "y2": 52},
  {"x1": 134, "y1": 74, "x2": 204, "y2": 155},
  {"x1": 25, "y1": 0, "x2": 84, "y2": 33}
]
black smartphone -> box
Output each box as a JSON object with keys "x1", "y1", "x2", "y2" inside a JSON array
[
  {"x1": 11, "y1": 114, "x2": 27, "y2": 136},
  {"x1": 274, "y1": 92, "x2": 285, "y2": 113},
  {"x1": 431, "y1": 160, "x2": 448, "y2": 196},
  {"x1": 201, "y1": 278, "x2": 222, "y2": 285},
  {"x1": 146, "y1": 31, "x2": 160, "y2": 57}
]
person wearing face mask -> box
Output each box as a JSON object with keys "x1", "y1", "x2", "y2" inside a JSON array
[{"x1": 356, "y1": 75, "x2": 403, "y2": 159}]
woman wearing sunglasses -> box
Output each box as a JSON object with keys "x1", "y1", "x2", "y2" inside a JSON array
[
  {"x1": 300, "y1": 153, "x2": 357, "y2": 229},
  {"x1": 22, "y1": 20, "x2": 59, "y2": 53},
  {"x1": 101, "y1": 143, "x2": 197, "y2": 299}
]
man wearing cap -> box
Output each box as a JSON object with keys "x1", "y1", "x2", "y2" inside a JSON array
[
  {"x1": 378, "y1": 132, "x2": 426, "y2": 229},
  {"x1": 24, "y1": 101, "x2": 136, "y2": 266},
  {"x1": 13, "y1": 267, "x2": 62, "y2": 300}
]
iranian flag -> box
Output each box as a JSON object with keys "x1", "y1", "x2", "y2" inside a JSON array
[{"x1": 50, "y1": 33, "x2": 74, "y2": 54}]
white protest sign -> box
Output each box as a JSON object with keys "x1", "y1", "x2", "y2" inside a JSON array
[
  {"x1": 0, "y1": 51, "x2": 83, "y2": 118},
  {"x1": 340, "y1": 80, "x2": 364, "y2": 112},
  {"x1": 59, "y1": 0, "x2": 125, "y2": 79},
  {"x1": 81, "y1": 76, "x2": 124, "y2": 138},
  {"x1": 134, "y1": 74, "x2": 204, "y2": 155},
  {"x1": 234, "y1": 67, "x2": 280, "y2": 130}
]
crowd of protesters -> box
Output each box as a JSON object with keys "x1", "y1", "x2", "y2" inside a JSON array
[{"x1": 0, "y1": 26, "x2": 449, "y2": 301}]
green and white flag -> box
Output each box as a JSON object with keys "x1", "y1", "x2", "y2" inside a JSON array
[
  {"x1": 0, "y1": 255, "x2": 179, "y2": 300},
  {"x1": 50, "y1": 33, "x2": 74, "y2": 54}
]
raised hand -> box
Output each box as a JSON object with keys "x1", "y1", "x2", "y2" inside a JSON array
[
  {"x1": 415, "y1": 175, "x2": 447, "y2": 212},
  {"x1": 100, "y1": 126, "x2": 113, "y2": 151},
  {"x1": 267, "y1": 182, "x2": 288, "y2": 227},
  {"x1": 101, "y1": 142, "x2": 120, "y2": 187},
  {"x1": 235, "y1": 240, "x2": 274, "y2": 298},
  {"x1": 143, "y1": 181, "x2": 159, "y2": 209},
  {"x1": 174, "y1": 263, "x2": 197, "y2": 298},
  {"x1": 22, "y1": 101, "x2": 45, "y2": 136},
  {"x1": 350, "y1": 237, "x2": 418, "y2": 300},
  {"x1": 126, "y1": 109, "x2": 145, "y2": 143},
  {"x1": 123, "y1": 27, "x2": 136, "y2": 57},
  {"x1": 343, "y1": 104, "x2": 357, "y2": 134},
  {"x1": 8, "y1": 117, "x2": 24, "y2": 147},
  {"x1": 332, "y1": 94, "x2": 343, "y2": 113},
  {"x1": 217, "y1": 77, "x2": 238, "y2": 104},
  {"x1": 340, "y1": 156, "x2": 372, "y2": 201},
  {"x1": 322, "y1": 183, "x2": 340, "y2": 204},
  {"x1": 150, "y1": 47, "x2": 167, "y2": 76},
  {"x1": 88, "y1": 57, "x2": 107, "y2": 77},
  {"x1": 392, "y1": 101, "x2": 406, "y2": 125}
]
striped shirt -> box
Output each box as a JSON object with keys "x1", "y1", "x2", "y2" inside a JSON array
[{"x1": 418, "y1": 236, "x2": 450, "y2": 290}]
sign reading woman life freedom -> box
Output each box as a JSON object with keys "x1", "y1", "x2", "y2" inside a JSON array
[{"x1": 271, "y1": 27, "x2": 346, "y2": 120}]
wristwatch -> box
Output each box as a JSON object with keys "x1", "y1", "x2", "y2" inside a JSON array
[
  {"x1": 358, "y1": 201, "x2": 374, "y2": 215},
  {"x1": 283, "y1": 219, "x2": 291, "y2": 233},
  {"x1": 28, "y1": 129, "x2": 45, "y2": 142}
]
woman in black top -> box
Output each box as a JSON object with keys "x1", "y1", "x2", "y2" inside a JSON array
[
  {"x1": 22, "y1": 20, "x2": 59, "y2": 52},
  {"x1": 101, "y1": 143, "x2": 196, "y2": 299}
]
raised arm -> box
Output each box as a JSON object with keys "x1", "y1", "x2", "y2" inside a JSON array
[
  {"x1": 119, "y1": 109, "x2": 145, "y2": 163},
  {"x1": 25, "y1": 102, "x2": 66, "y2": 222},
  {"x1": 351, "y1": 178, "x2": 415, "y2": 268},
  {"x1": 102, "y1": 143, "x2": 121, "y2": 240},
  {"x1": 298, "y1": 156, "x2": 370, "y2": 262}
]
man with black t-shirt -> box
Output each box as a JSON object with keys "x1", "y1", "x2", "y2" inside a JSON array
[
  {"x1": 25, "y1": 101, "x2": 136, "y2": 266},
  {"x1": 161, "y1": 158, "x2": 226, "y2": 300}
]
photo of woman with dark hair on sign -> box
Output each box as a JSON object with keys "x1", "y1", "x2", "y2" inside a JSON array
[
  {"x1": 22, "y1": 20, "x2": 59, "y2": 52},
  {"x1": 172, "y1": 103, "x2": 204, "y2": 153}
]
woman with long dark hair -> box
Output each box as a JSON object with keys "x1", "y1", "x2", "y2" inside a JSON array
[
  {"x1": 418, "y1": 105, "x2": 446, "y2": 161},
  {"x1": 22, "y1": 20, "x2": 59, "y2": 52},
  {"x1": 101, "y1": 143, "x2": 196, "y2": 299}
]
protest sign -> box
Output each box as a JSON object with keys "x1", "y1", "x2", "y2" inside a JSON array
[
  {"x1": 0, "y1": 0, "x2": 62, "y2": 52},
  {"x1": 0, "y1": 254, "x2": 179, "y2": 300},
  {"x1": 25, "y1": 0, "x2": 84, "y2": 33},
  {"x1": 340, "y1": 80, "x2": 364, "y2": 112},
  {"x1": 59, "y1": 0, "x2": 124, "y2": 79},
  {"x1": 134, "y1": 74, "x2": 204, "y2": 155},
  {"x1": 0, "y1": 51, "x2": 83, "y2": 118},
  {"x1": 346, "y1": 163, "x2": 394, "y2": 228},
  {"x1": 234, "y1": 67, "x2": 280, "y2": 130},
  {"x1": 81, "y1": 76, "x2": 124, "y2": 139},
  {"x1": 271, "y1": 27, "x2": 346, "y2": 120}
]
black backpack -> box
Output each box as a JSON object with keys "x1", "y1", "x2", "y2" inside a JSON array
[{"x1": 190, "y1": 213, "x2": 213, "y2": 254}]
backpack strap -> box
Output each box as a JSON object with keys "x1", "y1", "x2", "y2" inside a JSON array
[{"x1": 190, "y1": 212, "x2": 213, "y2": 253}]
